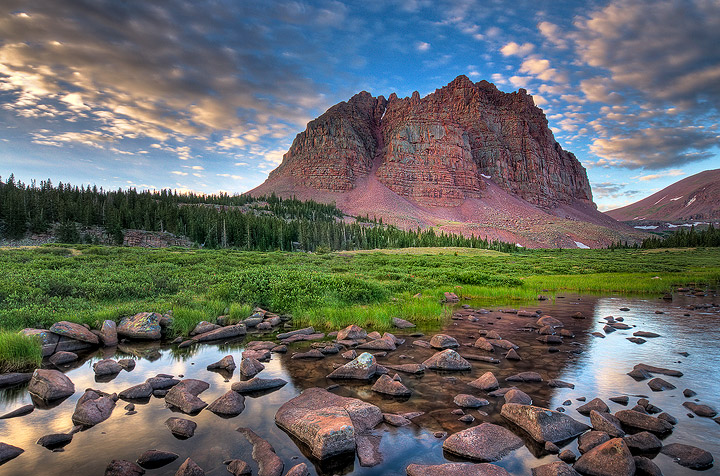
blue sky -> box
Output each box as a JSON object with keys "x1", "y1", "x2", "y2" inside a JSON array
[{"x1": 0, "y1": 0, "x2": 718, "y2": 211}]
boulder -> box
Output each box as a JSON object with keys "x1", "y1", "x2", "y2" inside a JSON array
[
  {"x1": 392, "y1": 317, "x2": 416, "y2": 328},
  {"x1": 93, "y1": 359, "x2": 122, "y2": 376},
  {"x1": 682, "y1": 401, "x2": 717, "y2": 417},
  {"x1": 537, "y1": 316, "x2": 564, "y2": 328},
  {"x1": 165, "y1": 379, "x2": 209, "y2": 414},
  {"x1": 454, "y1": 394, "x2": 489, "y2": 408},
  {"x1": 119, "y1": 382, "x2": 153, "y2": 400},
  {"x1": 574, "y1": 438, "x2": 635, "y2": 476},
  {"x1": 291, "y1": 349, "x2": 325, "y2": 359},
  {"x1": 72, "y1": 389, "x2": 115, "y2": 426},
  {"x1": 356, "y1": 433, "x2": 383, "y2": 467},
  {"x1": 469, "y1": 372, "x2": 499, "y2": 391},
  {"x1": 118, "y1": 359, "x2": 135, "y2": 371},
  {"x1": 285, "y1": 463, "x2": 309, "y2": 476},
  {"x1": 506, "y1": 371, "x2": 543, "y2": 383},
  {"x1": 104, "y1": 460, "x2": 145, "y2": 476},
  {"x1": 493, "y1": 339, "x2": 519, "y2": 350},
  {"x1": 623, "y1": 431, "x2": 661, "y2": 453},
  {"x1": 337, "y1": 324, "x2": 367, "y2": 340},
  {"x1": 384, "y1": 413, "x2": 412, "y2": 426},
  {"x1": 500, "y1": 403, "x2": 590, "y2": 443},
  {"x1": 275, "y1": 387, "x2": 382, "y2": 460},
  {"x1": 633, "y1": 456, "x2": 662, "y2": 476},
  {"x1": 0, "y1": 404, "x2": 34, "y2": 420},
  {"x1": 384, "y1": 363, "x2": 425, "y2": 374},
  {"x1": 661, "y1": 443, "x2": 714, "y2": 469},
  {"x1": 443, "y1": 423, "x2": 523, "y2": 462},
  {"x1": 577, "y1": 398, "x2": 609, "y2": 415},
  {"x1": 28, "y1": 369, "x2": 74, "y2": 401},
  {"x1": 136, "y1": 450, "x2": 179, "y2": 469},
  {"x1": 647, "y1": 377, "x2": 675, "y2": 391},
  {"x1": 206, "y1": 355, "x2": 236, "y2": 371},
  {"x1": 444, "y1": 292, "x2": 460, "y2": 302},
  {"x1": 175, "y1": 458, "x2": 204, "y2": 476},
  {"x1": 49, "y1": 351, "x2": 78, "y2": 366},
  {"x1": 237, "y1": 428, "x2": 283, "y2": 476},
  {"x1": 357, "y1": 336, "x2": 396, "y2": 351},
  {"x1": 372, "y1": 374, "x2": 411, "y2": 396},
  {"x1": 191, "y1": 321, "x2": 220, "y2": 336},
  {"x1": 578, "y1": 431, "x2": 610, "y2": 454},
  {"x1": 631, "y1": 363, "x2": 683, "y2": 377},
  {"x1": 422, "y1": 349, "x2": 471, "y2": 371},
  {"x1": 49, "y1": 321, "x2": 99, "y2": 344},
  {"x1": 276, "y1": 327, "x2": 315, "y2": 340},
  {"x1": 193, "y1": 324, "x2": 246, "y2": 342},
  {"x1": 589, "y1": 410, "x2": 625, "y2": 437},
  {"x1": 406, "y1": 463, "x2": 511, "y2": 476},
  {"x1": 531, "y1": 462, "x2": 580, "y2": 476},
  {"x1": 165, "y1": 417, "x2": 196, "y2": 438},
  {"x1": 20, "y1": 328, "x2": 59, "y2": 357},
  {"x1": 614, "y1": 410, "x2": 673, "y2": 433},
  {"x1": 240, "y1": 357, "x2": 265, "y2": 378},
  {"x1": 473, "y1": 338, "x2": 495, "y2": 352},
  {"x1": 0, "y1": 442, "x2": 23, "y2": 465},
  {"x1": 327, "y1": 352, "x2": 378, "y2": 379},
  {"x1": 146, "y1": 376, "x2": 180, "y2": 390},
  {"x1": 504, "y1": 389, "x2": 532, "y2": 405},
  {"x1": 0, "y1": 372, "x2": 32, "y2": 389},
  {"x1": 231, "y1": 377, "x2": 287, "y2": 394},
  {"x1": 226, "y1": 460, "x2": 251, "y2": 476},
  {"x1": 36, "y1": 433, "x2": 73, "y2": 450},
  {"x1": 117, "y1": 312, "x2": 162, "y2": 340},
  {"x1": 207, "y1": 390, "x2": 245, "y2": 416},
  {"x1": 505, "y1": 349, "x2": 521, "y2": 360},
  {"x1": 548, "y1": 379, "x2": 575, "y2": 389},
  {"x1": 100, "y1": 320, "x2": 118, "y2": 346},
  {"x1": 430, "y1": 334, "x2": 459, "y2": 349}
]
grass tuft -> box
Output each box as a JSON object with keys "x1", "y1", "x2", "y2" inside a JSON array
[{"x1": 0, "y1": 332, "x2": 42, "y2": 372}]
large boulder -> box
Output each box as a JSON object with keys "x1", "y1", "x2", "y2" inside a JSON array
[
  {"x1": 443, "y1": 423, "x2": 523, "y2": 462},
  {"x1": 422, "y1": 349, "x2": 471, "y2": 371},
  {"x1": 117, "y1": 312, "x2": 162, "y2": 340},
  {"x1": 0, "y1": 372, "x2": 32, "y2": 389},
  {"x1": 589, "y1": 410, "x2": 625, "y2": 438},
  {"x1": 574, "y1": 438, "x2": 635, "y2": 476},
  {"x1": 99, "y1": 320, "x2": 118, "y2": 346},
  {"x1": 207, "y1": 390, "x2": 245, "y2": 416},
  {"x1": 275, "y1": 387, "x2": 382, "y2": 460},
  {"x1": 500, "y1": 403, "x2": 590, "y2": 443},
  {"x1": 193, "y1": 324, "x2": 246, "y2": 342},
  {"x1": 430, "y1": 334, "x2": 459, "y2": 349},
  {"x1": 406, "y1": 463, "x2": 511, "y2": 476},
  {"x1": 27, "y1": 369, "x2": 74, "y2": 401},
  {"x1": 20, "y1": 328, "x2": 58, "y2": 357},
  {"x1": 661, "y1": 443, "x2": 714, "y2": 469},
  {"x1": 231, "y1": 377, "x2": 287, "y2": 394},
  {"x1": 469, "y1": 372, "x2": 499, "y2": 391},
  {"x1": 49, "y1": 321, "x2": 99, "y2": 344},
  {"x1": 614, "y1": 410, "x2": 673, "y2": 433},
  {"x1": 327, "y1": 352, "x2": 378, "y2": 380},
  {"x1": 0, "y1": 442, "x2": 24, "y2": 465},
  {"x1": 576, "y1": 398, "x2": 609, "y2": 415},
  {"x1": 118, "y1": 382, "x2": 153, "y2": 400},
  {"x1": 164, "y1": 379, "x2": 209, "y2": 414},
  {"x1": 72, "y1": 389, "x2": 115, "y2": 427},
  {"x1": 337, "y1": 324, "x2": 367, "y2": 340}
]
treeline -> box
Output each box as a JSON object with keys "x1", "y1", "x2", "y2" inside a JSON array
[
  {"x1": 609, "y1": 224, "x2": 720, "y2": 249},
  {"x1": 0, "y1": 175, "x2": 518, "y2": 252}
]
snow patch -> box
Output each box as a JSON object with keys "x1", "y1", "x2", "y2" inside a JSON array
[
  {"x1": 574, "y1": 241, "x2": 590, "y2": 249},
  {"x1": 670, "y1": 196, "x2": 683, "y2": 201},
  {"x1": 515, "y1": 244, "x2": 524, "y2": 248},
  {"x1": 634, "y1": 225, "x2": 658, "y2": 230},
  {"x1": 652, "y1": 195, "x2": 666, "y2": 206},
  {"x1": 685, "y1": 196, "x2": 696, "y2": 207},
  {"x1": 480, "y1": 174, "x2": 491, "y2": 179}
]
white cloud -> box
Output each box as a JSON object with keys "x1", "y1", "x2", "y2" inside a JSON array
[
  {"x1": 509, "y1": 75, "x2": 531, "y2": 88},
  {"x1": 416, "y1": 41, "x2": 431, "y2": 52},
  {"x1": 631, "y1": 169, "x2": 685, "y2": 181},
  {"x1": 500, "y1": 42, "x2": 534, "y2": 57},
  {"x1": 537, "y1": 21, "x2": 569, "y2": 49}
]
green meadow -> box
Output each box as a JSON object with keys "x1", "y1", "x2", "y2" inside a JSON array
[{"x1": 1, "y1": 245, "x2": 719, "y2": 371}]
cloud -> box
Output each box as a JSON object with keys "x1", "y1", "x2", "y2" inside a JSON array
[
  {"x1": 590, "y1": 127, "x2": 718, "y2": 169},
  {"x1": 537, "y1": 21, "x2": 569, "y2": 49},
  {"x1": 573, "y1": 0, "x2": 720, "y2": 111},
  {"x1": 416, "y1": 41, "x2": 431, "y2": 52},
  {"x1": 519, "y1": 57, "x2": 567, "y2": 83},
  {"x1": 509, "y1": 76, "x2": 531, "y2": 88},
  {"x1": 500, "y1": 42, "x2": 534, "y2": 57},
  {"x1": 0, "y1": 0, "x2": 337, "y2": 151},
  {"x1": 580, "y1": 78, "x2": 623, "y2": 104},
  {"x1": 217, "y1": 173, "x2": 243, "y2": 180},
  {"x1": 632, "y1": 169, "x2": 685, "y2": 181}
]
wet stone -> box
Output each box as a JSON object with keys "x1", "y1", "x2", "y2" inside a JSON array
[
  {"x1": 104, "y1": 459, "x2": 146, "y2": 476},
  {"x1": 574, "y1": 438, "x2": 635, "y2": 476},
  {"x1": 443, "y1": 423, "x2": 523, "y2": 462},
  {"x1": 682, "y1": 401, "x2": 717, "y2": 417},
  {"x1": 231, "y1": 377, "x2": 287, "y2": 394},
  {"x1": 0, "y1": 404, "x2": 34, "y2": 420},
  {"x1": 661, "y1": 443, "x2": 714, "y2": 469},
  {"x1": 454, "y1": 394, "x2": 489, "y2": 408},
  {"x1": 577, "y1": 398, "x2": 609, "y2": 415},
  {"x1": 406, "y1": 462, "x2": 512, "y2": 476},
  {"x1": 633, "y1": 456, "x2": 662, "y2": 476},
  {"x1": 531, "y1": 461, "x2": 580, "y2": 476},
  {"x1": 136, "y1": 450, "x2": 179, "y2": 469},
  {"x1": 469, "y1": 372, "x2": 499, "y2": 391},
  {"x1": 578, "y1": 431, "x2": 610, "y2": 454},
  {"x1": 504, "y1": 389, "x2": 532, "y2": 405},
  {"x1": 500, "y1": 404, "x2": 590, "y2": 443},
  {"x1": 623, "y1": 431, "x2": 662, "y2": 453},
  {"x1": 165, "y1": 417, "x2": 196, "y2": 438},
  {"x1": 36, "y1": 433, "x2": 73, "y2": 450}
]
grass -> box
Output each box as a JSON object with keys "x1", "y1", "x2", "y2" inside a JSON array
[
  {"x1": 0, "y1": 333, "x2": 42, "y2": 373},
  {"x1": 0, "y1": 245, "x2": 718, "y2": 370}
]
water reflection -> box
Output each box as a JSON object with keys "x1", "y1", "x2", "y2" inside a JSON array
[{"x1": 0, "y1": 293, "x2": 718, "y2": 475}]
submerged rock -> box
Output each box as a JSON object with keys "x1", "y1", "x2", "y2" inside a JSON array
[
  {"x1": 175, "y1": 457, "x2": 204, "y2": 476},
  {"x1": 442, "y1": 423, "x2": 523, "y2": 462},
  {"x1": 661, "y1": 443, "x2": 714, "y2": 469},
  {"x1": 237, "y1": 428, "x2": 283, "y2": 476},
  {"x1": 406, "y1": 462, "x2": 511, "y2": 476},
  {"x1": 454, "y1": 394, "x2": 489, "y2": 408},
  {"x1": 500, "y1": 403, "x2": 590, "y2": 443},
  {"x1": 275, "y1": 387, "x2": 382, "y2": 460}
]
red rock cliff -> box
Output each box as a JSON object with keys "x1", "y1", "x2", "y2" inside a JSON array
[{"x1": 267, "y1": 75, "x2": 593, "y2": 208}]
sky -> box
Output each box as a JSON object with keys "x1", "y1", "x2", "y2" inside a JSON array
[{"x1": 0, "y1": 0, "x2": 718, "y2": 211}]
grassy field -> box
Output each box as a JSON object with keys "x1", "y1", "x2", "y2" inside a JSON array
[{"x1": 1, "y1": 245, "x2": 719, "y2": 371}]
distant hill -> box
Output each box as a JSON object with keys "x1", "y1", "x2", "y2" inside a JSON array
[
  {"x1": 251, "y1": 75, "x2": 644, "y2": 248},
  {"x1": 605, "y1": 169, "x2": 720, "y2": 222}
]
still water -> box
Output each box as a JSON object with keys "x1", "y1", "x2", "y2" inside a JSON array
[{"x1": 1, "y1": 293, "x2": 718, "y2": 475}]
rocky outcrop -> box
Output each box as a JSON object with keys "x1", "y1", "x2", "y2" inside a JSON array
[{"x1": 262, "y1": 76, "x2": 592, "y2": 209}]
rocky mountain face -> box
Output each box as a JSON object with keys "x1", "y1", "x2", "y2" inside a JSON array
[
  {"x1": 605, "y1": 168, "x2": 720, "y2": 222},
  {"x1": 268, "y1": 75, "x2": 593, "y2": 208}
]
